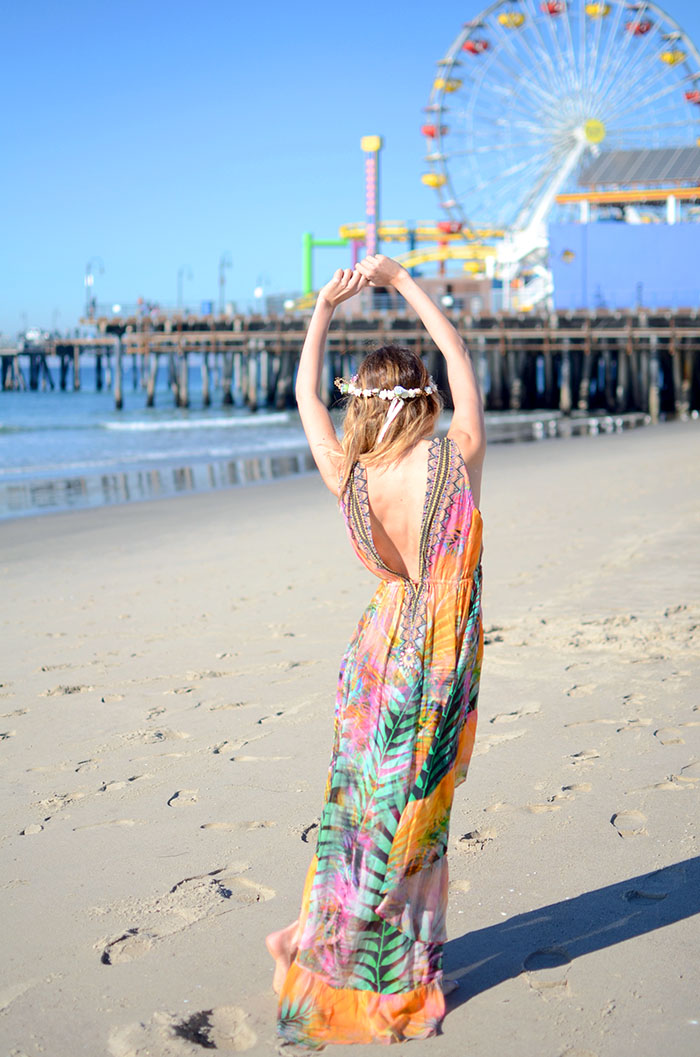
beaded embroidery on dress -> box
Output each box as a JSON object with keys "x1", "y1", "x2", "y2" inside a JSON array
[{"x1": 277, "y1": 435, "x2": 483, "y2": 1048}]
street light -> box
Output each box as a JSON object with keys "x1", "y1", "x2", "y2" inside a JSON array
[
  {"x1": 84, "y1": 256, "x2": 105, "y2": 318},
  {"x1": 219, "y1": 252, "x2": 232, "y2": 315},
  {"x1": 177, "y1": 265, "x2": 193, "y2": 310},
  {"x1": 253, "y1": 275, "x2": 270, "y2": 314}
]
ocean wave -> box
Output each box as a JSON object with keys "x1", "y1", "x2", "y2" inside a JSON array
[
  {"x1": 0, "y1": 435, "x2": 310, "y2": 479},
  {"x1": 102, "y1": 412, "x2": 290, "y2": 431}
]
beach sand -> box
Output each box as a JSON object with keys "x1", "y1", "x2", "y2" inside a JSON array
[{"x1": 1, "y1": 419, "x2": 699, "y2": 1057}]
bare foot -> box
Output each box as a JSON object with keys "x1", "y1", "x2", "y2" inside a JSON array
[
  {"x1": 265, "y1": 919, "x2": 300, "y2": 994},
  {"x1": 442, "y1": 976, "x2": 460, "y2": 996}
]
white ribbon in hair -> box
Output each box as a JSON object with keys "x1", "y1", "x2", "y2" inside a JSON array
[{"x1": 376, "y1": 396, "x2": 405, "y2": 445}]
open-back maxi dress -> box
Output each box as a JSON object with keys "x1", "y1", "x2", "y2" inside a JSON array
[{"x1": 277, "y1": 434, "x2": 483, "y2": 1048}]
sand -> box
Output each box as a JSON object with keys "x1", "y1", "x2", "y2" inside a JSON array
[{"x1": 1, "y1": 419, "x2": 699, "y2": 1057}]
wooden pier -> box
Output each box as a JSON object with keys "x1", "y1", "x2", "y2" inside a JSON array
[{"x1": 2, "y1": 309, "x2": 700, "y2": 419}]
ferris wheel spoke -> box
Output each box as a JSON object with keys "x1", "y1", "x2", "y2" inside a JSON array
[
  {"x1": 453, "y1": 146, "x2": 552, "y2": 203},
  {"x1": 602, "y1": 49, "x2": 685, "y2": 122},
  {"x1": 534, "y1": 5, "x2": 578, "y2": 101},
  {"x1": 484, "y1": 15, "x2": 568, "y2": 110},
  {"x1": 446, "y1": 138, "x2": 549, "y2": 160},
  {"x1": 594, "y1": 14, "x2": 666, "y2": 112},
  {"x1": 586, "y1": 0, "x2": 628, "y2": 109},
  {"x1": 606, "y1": 76, "x2": 696, "y2": 128},
  {"x1": 502, "y1": 2, "x2": 569, "y2": 100},
  {"x1": 469, "y1": 90, "x2": 558, "y2": 132},
  {"x1": 583, "y1": 2, "x2": 610, "y2": 107},
  {"x1": 616, "y1": 118, "x2": 699, "y2": 134}
]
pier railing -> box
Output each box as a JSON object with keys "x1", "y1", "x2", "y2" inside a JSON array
[{"x1": 2, "y1": 311, "x2": 700, "y2": 418}]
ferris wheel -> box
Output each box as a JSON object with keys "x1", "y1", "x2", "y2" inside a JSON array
[{"x1": 421, "y1": 0, "x2": 700, "y2": 235}]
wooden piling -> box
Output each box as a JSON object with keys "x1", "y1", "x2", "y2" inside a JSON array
[
  {"x1": 222, "y1": 352, "x2": 234, "y2": 405},
  {"x1": 202, "y1": 351, "x2": 211, "y2": 407},
  {"x1": 73, "y1": 344, "x2": 81, "y2": 390},
  {"x1": 559, "y1": 340, "x2": 572, "y2": 414},
  {"x1": 648, "y1": 334, "x2": 660, "y2": 423},
  {"x1": 146, "y1": 353, "x2": 158, "y2": 407},
  {"x1": 114, "y1": 338, "x2": 123, "y2": 410},
  {"x1": 179, "y1": 353, "x2": 189, "y2": 408}
]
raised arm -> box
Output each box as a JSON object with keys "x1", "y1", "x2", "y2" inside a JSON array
[
  {"x1": 295, "y1": 268, "x2": 367, "y2": 495},
  {"x1": 355, "y1": 255, "x2": 486, "y2": 494}
]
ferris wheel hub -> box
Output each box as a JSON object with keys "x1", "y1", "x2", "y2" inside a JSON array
[{"x1": 584, "y1": 119, "x2": 607, "y2": 145}]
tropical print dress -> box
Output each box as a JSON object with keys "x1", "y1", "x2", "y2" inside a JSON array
[{"x1": 277, "y1": 435, "x2": 483, "y2": 1048}]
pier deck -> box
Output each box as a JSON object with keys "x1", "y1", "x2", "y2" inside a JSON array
[{"x1": 3, "y1": 310, "x2": 700, "y2": 419}]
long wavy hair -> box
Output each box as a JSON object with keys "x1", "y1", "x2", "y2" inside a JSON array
[{"x1": 336, "y1": 345, "x2": 443, "y2": 497}]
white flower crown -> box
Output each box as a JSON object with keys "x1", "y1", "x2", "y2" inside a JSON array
[{"x1": 334, "y1": 376, "x2": 436, "y2": 400}]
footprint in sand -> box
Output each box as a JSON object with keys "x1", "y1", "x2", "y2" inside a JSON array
[
  {"x1": 121, "y1": 729, "x2": 191, "y2": 744},
  {"x1": 473, "y1": 730, "x2": 525, "y2": 757},
  {"x1": 201, "y1": 820, "x2": 276, "y2": 831},
  {"x1": 559, "y1": 783, "x2": 592, "y2": 796},
  {"x1": 167, "y1": 789, "x2": 198, "y2": 807},
  {"x1": 611, "y1": 810, "x2": 648, "y2": 838},
  {"x1": 567, "y1": 750, "x2": 600, "y2": 766},
  {"x1": 524, "y1": 802, "x2": 561, "y2": 814},
  {"x1": 74, "y1": 819, "x2": 141, "y2": 830},
  {"x1": 677, "y1": 760, "x2": 700, "y2": 783},
  {"x1": 20, "y1": 824, "x2": 44, "y2": 836},
  {"x1": 523, "y1": 946, "x2": 571, "y2": 995},
  {"x1": 99, "y1": 864, "x2": 274, "y2": 964},
  {"x1": 146, "y1": 706, "x2": 166, "y2": 720},
  {"x1": 296, "y1": 820, "x2": 320, "y2": 843},
  {"x1": 565, "y1": 684, "x2": 598, "y2": 698},
  {"x1": 212, "y1": 734, "x2": 268, "y2": 754},
  {"x1": 108, "y1": 1005, "x2": 257, "y2": 1055},
  {"x1": 41, "y1": 684, "x2": 94, "y2": 697},
  {"x1": 208, "y1": 701, "x2": 252, "y2": 712},
  {"x1": 458, "y1": 828, "x2": 496, "y2": 850},
  {"x1": 622, "y1": 862, "x2": 686, "y2": 903},
  {"x1": 490, "y1": 703, "x2": 541, "y2": 725},
  {"x1": 449, "y1": 879, "x2": 471, "y2": 894},
  {"x1": 75, "y1": 758, "x2": 100, "y2": 773},
  {"x1": 231, "y1": 754, "x2": 291, "y2": 763},
  {"x1": 185, "y1": 670, "x2": 228, "y2": 681},
  {"x1": 99, "y1": 776, "x2": 149, "y2": 793},
  {"x1": 654, "y1": 728, "x2": 685, "y2": 745},
  {"x1": 34, "y1": 791, "x2": 86, "y2": 810},
  {"x1": 0, "y1": 708, "x2": 26, "y2": 719},
  {"x1": 0, "y1": 730, "x2": 16, "y2": 741}
]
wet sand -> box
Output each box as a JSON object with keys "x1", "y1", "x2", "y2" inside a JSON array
[{"x1": 1, "y1": 419, "x2": 699, "y2": 1056}]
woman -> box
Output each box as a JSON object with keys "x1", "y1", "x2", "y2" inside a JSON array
[{"x1": 266, "y1": 254, "x2": 486, "y2": 1048}]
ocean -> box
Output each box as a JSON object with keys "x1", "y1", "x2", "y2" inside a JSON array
[{"x1": 0, "y1": 360, "x2": 649, "y2": 521}]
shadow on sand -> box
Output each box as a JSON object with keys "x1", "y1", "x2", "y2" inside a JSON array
[{"x1": 445, "y1": 856, "x2": 700, "y2": 1009}]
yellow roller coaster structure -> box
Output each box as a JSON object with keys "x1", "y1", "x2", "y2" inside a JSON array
[
  {"x1": 292, "y1": 221, "x2": 500, "y2": 310},
  {"x1": 338, "y1": 221, "x2": 503, "y2": 242}
]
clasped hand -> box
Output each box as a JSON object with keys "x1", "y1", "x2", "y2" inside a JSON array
[{"x1": 318, "y1": 255, "x2": 405, "y2": 308}]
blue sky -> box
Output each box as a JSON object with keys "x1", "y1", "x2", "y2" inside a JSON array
[{"x1": 2, "y1": 0, "x2": 699, "y2": 334}]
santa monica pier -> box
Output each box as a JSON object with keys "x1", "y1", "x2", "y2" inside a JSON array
[{"x1": 3, "y1": 0, "x2": 700, "y2": 422}]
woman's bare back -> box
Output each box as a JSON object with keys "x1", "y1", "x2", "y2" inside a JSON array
[{"x1": 362, "y1": 439, "x2": 433, "y2": 581}]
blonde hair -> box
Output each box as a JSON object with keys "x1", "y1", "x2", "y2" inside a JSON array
[{"x1": 336, "y1": 345, "x2": 443, "y2": 496}]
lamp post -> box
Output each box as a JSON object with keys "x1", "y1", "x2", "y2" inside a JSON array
[
  {"x1": 177, "y1": 265, "x2": 193, "y2": 311},
  {"x1": 218, "y1": 252, "x2": 232, "y2": 315},
  {"x1": 84, "y1": 256, "x2": 105, "y2": 319},
  {"x1": 253, "y1": 275, "x2": 270, "y2": 315}
]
